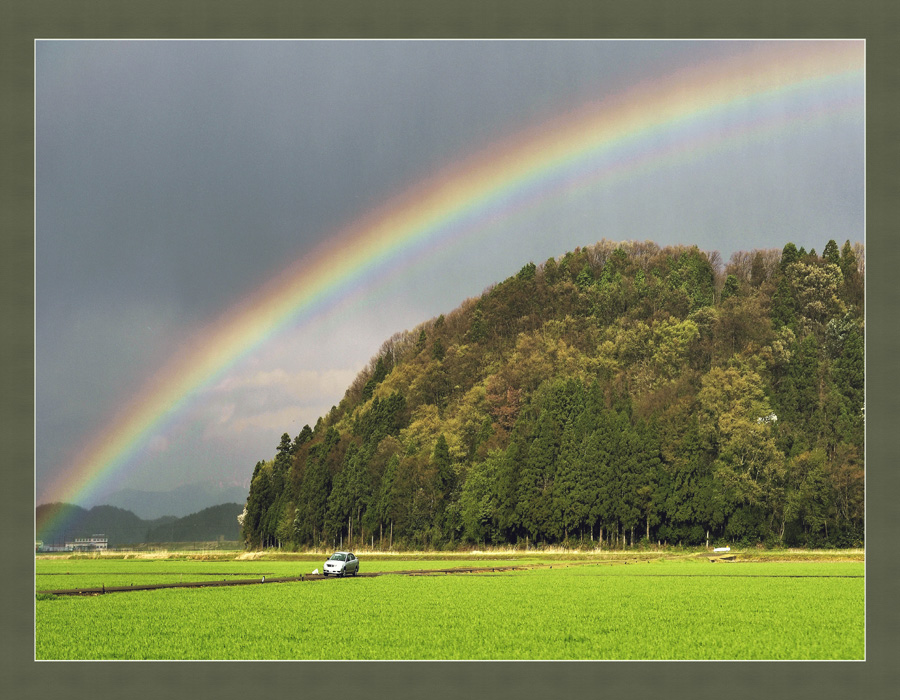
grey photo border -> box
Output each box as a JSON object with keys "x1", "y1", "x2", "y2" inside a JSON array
[{"x1": 4, "y1": 1, "x2": 897, "y2": 698}]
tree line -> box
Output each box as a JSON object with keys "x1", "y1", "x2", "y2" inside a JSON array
[{"x1": 241, "y1": 239, "x2": 864, "y2": 550}]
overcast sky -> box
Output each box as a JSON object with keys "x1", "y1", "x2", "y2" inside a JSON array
[{"x1": 35, "y1": 40, "x2": 864, "y2": 506}]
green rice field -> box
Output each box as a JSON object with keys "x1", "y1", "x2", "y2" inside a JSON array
[{"x1": 35, "y1": 553, "x2": 864, "y2": 660}]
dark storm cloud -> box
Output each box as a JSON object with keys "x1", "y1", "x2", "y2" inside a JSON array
[
  {"x1": 35, "y1": 40, "x2": 864, "y2": 502},
  {"x1": 37, "y1": 41, "x2": 747, "y2": 319}
]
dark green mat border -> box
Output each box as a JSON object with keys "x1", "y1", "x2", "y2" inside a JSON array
[{"x1": 3, "y1": 2, "x2": 897, "y2": 699}]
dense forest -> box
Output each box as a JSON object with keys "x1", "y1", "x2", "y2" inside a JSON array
[{"x1": 241, "y1": 239, "x2": 864, "y2": 550}]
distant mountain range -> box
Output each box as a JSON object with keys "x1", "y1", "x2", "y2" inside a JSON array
[
  {"x1": 36, "y1": 502, "x2": 244, "y2": 548},
  {"x1": 84, "y1": 480, "x2": 249, "y2": 520}
]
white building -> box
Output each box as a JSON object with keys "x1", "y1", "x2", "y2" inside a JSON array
[{"x1": 66, "y1": 535, "x2": 108, "y2": 551}]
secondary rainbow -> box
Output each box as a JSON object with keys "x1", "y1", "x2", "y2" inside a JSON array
[{"x1": 38, "y1": 42, "x2": 863, "y2": 526}]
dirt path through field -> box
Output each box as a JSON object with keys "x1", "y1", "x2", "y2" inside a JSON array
[{"x1": 39, "y1": 561, "x2": 616, "y2": 596}]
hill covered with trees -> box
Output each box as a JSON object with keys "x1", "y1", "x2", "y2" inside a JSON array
[
  {"x1": 241, "y1": 239, "x2": 864, "y2": 550},
  {"x1": 36, "y1": 503, "x2": 173, "y2": 548},
  {"x1": 145, "y1": 503, "x2": 245, "y2": 543},
  {"x1": 37, "y1": 502, "x2": 244, "y2": 547}
]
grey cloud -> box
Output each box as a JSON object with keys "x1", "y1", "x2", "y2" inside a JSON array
[{"x1": 35, "y1": 40, "x2": 864, "y2": 503}]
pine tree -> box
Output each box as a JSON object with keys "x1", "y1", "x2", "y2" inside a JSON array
[
  {"x1": 291, "y1": 425, "x2": 314, "y2": 454},
  {"x1": 517, "y1": 261, "x2": 537, "y2": 280},
  {"x1": 720, "y1": 274, "x2": 739, "y2": 302},
  {"x1": 823, "y1": 239, "x2": 840, "y2": 266},
  {"x1": 839, "y1": 240, "x2": 864, "y2": 310},
  {"x1": 415, "y1": 328, "x2": 427, "y2": 353},
  {"x1": 468, "y1": 307, "x2": 487, "y2": 344},
  {"x1": 274, "y1": 433, "x2": 293, "y2": 479},
  {"x1": 543, "y1": 256, "x2": 559, "y2": 285},
  {"x1": 780, "y1": 242, "x2": 800, "y2": 272},
  {"x1": 362, "y1": 355, "x2": 389, "y2": 401},
  {"x1": 770, "y1": 275, "x2": 797, "y2": 331},
  {"x1": 515, "y1": 409, "x2": 560, "y2": 541},
  {"x1": 460, "y1": 451, "x2": 504, "y2": 543},
  {"x1": 750, "y1": 251, "x2": 767, "y2": 288},
  {"x1": 433, "y1": 434, "x2": 454, "y2": 493},
  {"x1": 552, "y1": 408, "x2": 594, "y2": 542},
  {"x1": 375, "y1": 454, "x2": 401, "y2": 546},
  {"x1": 788, "y1": 334, "x2": 824, "y2": 446}
]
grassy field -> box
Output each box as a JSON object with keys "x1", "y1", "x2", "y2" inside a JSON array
[
  {"x1": 34, "y1": 556, "x2": 544, "y2": 591},
  {"x1": 35, "y1": 551, "x2": 864, "y2": 660}
]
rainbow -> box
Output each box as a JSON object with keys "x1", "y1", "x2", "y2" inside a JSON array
[{"x1": 37, "y1": 42, "x2": 863, "y2": 534}]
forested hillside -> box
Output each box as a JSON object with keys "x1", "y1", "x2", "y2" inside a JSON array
[
  {"x1": 241, "y1": 239, "x2": 864, "y2": 550},
  {"x1": 144, "y1": 503, "x2": 244, "y2": 543},
  {"x1": 37, "y1": 502, "x2": 244, "y2": 547},
  {"x1": 36, "y1": 503, "x2": 176, "y2": 547}
]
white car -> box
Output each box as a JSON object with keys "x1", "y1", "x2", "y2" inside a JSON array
[{"x1": 322, "y1": 551, "x2": 359, "y2": 577}]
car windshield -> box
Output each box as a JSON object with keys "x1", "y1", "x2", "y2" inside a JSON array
[{"x1": 329, "y1": 553, "x2": 346, "y2": 561}]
